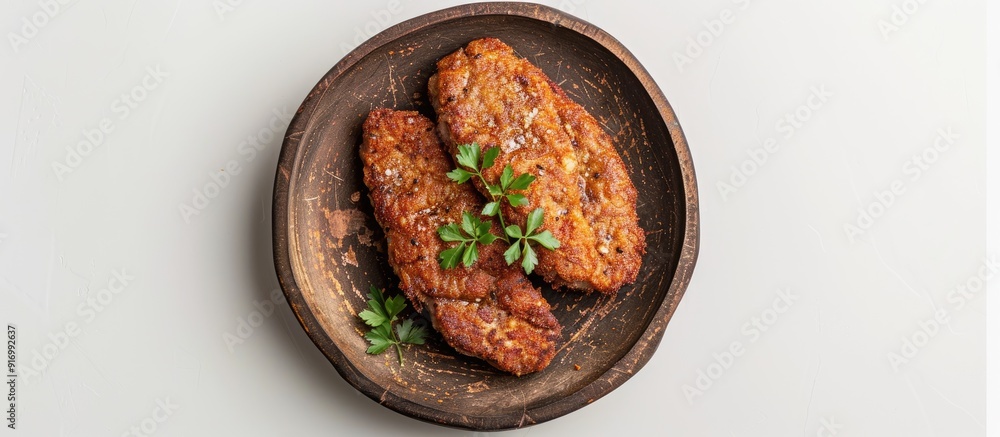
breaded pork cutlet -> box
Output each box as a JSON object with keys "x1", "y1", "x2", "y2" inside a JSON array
[
  {"x1": 428, "y1": 38, "x2": 645, "y2": 294},
  {"x1": 360, "y1": 109, "x2": 561, "y2": 375}
]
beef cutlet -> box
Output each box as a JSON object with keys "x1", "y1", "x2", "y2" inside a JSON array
[
  {"x1": 360, "y1": 108, "x2": 561, "y2": 375},
  {"x1": 428, "y1": 38, "x2": 645, "y2": 294}
]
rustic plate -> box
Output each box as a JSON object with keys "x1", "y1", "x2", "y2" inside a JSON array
[{"x1": 272, "y1": 2, "x2": 698, "y2": 431}]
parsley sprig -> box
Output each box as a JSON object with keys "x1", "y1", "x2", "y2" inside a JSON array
[
  {"x1": 438, "y1": 212, "x2": 498, "y2": 268},
  {"x1": 438, "y1": 144, "x2": 560, "y2": 274},
  {"x1": 358, "y1": 286, "x2": 427, "y2": 365}
]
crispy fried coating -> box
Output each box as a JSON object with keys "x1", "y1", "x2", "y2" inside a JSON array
[
  {"x1": 428, "y1": 38, "x2": 645, "y2": 294},
  {"x1": 360, "y1": 109, "x2": 561, "y2": 375}
]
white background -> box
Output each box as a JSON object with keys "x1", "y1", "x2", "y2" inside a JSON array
[{"x1": 0, "y1": 0, "x2": 992, "y2": 436}]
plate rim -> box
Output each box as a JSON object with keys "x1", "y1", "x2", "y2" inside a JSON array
[{"x1": 271, "y1": 1, "x2": 700, "y2": 431}]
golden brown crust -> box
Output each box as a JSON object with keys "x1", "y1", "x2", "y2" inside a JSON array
[
  {"x1": 360, "y1": 109, "x2": 560, "y2": 376},
  {"x1": 429, "y1": 38, "x2": 645, "y2": 294}
]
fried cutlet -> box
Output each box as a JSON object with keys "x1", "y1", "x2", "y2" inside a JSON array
[
  {"x1": 428, "y1": 38, "x2": 645, "y2": 294},
  {"x1": 360, "y1": 108, "x2": 561, "y2": 375}
]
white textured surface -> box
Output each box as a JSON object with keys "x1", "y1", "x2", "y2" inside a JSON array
[{"x1": 0, "y1": 0, "x2": 992, "y2": 435}]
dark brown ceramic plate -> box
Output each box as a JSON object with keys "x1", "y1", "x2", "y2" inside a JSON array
[{"x1": 272, "y1": 2, "x2": 698, "y2": 431}]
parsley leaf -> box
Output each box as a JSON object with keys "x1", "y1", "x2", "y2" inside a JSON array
[
  {"x1": 359, "y1": 286, "x2": 427, "y2": 365},
  {"x1": 504, "y1": 240, "x2": 521, "y2": 265},
  {"x1": 384, "y1": 294, "x2": 407, "y2": 320},
  {"x1": 437, "y1": 212, "x2": 498, "y2": 269},
  {"x1": 456, "y1": 144, "x2": 481, "y2": 169},
  {"x1": 528, "y1": 230, "x2": 560, "y2": 250},
  {"x1": 446, "y1": 168, "x2": 472, "y2": 184},
  {"x1": 521, "y1": 243, "x2": 538, "y2": 274},
  {"x1": 506, "y1": 193, "x2": 528, "y2": 207},
  {"x1": 500, "y1": 165, "x2": 514, "y2": 191},
  {"x1": 358, "y1": 287, "x2": 390, "y2": 327},
  {"x1": 525, "y1": 207, "x2": 544, "y2": 235},
  {"x1": 478, "y1": 233, "x2": 498, "y2": 245},
  {"x1": 438, "y1": 243, "x2": 465, "y2": 269},
  {"x1": 365, "y1": 327, "x2": 393, "y2": 355},
  {"x1": 461, "y1": 211, "x2": 476, "y2": 236},
  {"x1": 395, "y1": 319, "x2": 427, "y2": 345},
  {"x1": 438, "y1": 223, "x2": 465, "y2": 242},
  {"x1": 509, "y1": 173, "x2": 535, "y2": 191},
  {"x1": 462, "y1": 241, "x2": 479, "y2": 267},
  {"x1": 509, "y1": 209, "x2": 557, "y2": 274},
  {"x1": 482, "y1": 146, "x2": 500, "y2": 170},
  {"x1": 482, "y1": 201, "x2": 501, "y2": 217},
  {"x1": 358, "y1": 308, "x2": 387, "y2": 328}
]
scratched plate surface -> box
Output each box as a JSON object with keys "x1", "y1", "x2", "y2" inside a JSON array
[{"x1": 272, "y1": 3, "x2": 698, "y2": 431}]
